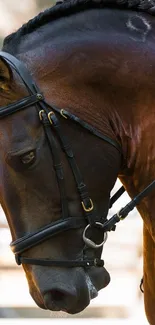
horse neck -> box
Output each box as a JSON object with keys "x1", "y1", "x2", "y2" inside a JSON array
[{"x1": 118, "y1": 97, "x2": 155, "y2": 235}]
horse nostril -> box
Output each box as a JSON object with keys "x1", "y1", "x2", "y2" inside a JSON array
[
  {"x1": 43, "y1": 289, "x2": 76, "y2": 311},
  {"x1": 50, "y1": 289, "x2": 65, "y2": 303}
]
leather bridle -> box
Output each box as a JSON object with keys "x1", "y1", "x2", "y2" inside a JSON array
[{"x1": 0, "y1": 51, "x2": 155, "y2": 270}]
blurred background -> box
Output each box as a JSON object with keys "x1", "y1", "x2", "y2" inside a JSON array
[{"x1": 0, "y1": 1, "x2": 148, "y2": 324}]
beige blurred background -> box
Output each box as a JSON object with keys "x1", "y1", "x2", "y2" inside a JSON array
[{"x1": 0, "y1": 1, "x2": 148, "y2": 324}]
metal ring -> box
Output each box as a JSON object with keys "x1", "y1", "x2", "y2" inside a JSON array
[{"x1": 83, "y1": 222, "x2": 108, "y2": 249}]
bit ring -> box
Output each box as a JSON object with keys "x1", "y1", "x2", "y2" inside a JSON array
[{"x1": 83, "y1": 222, "x2": 108, "y2": 249}]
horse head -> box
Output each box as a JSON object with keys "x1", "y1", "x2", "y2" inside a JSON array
[
  {"x1": 1, "y1": 1, "x2": 155, "y2": 323},
  {"x1": 0, "y1": 8, "x2": 123, "y2": 313}
]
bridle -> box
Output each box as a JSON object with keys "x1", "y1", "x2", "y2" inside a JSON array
[{"x1": 0, "y1": 51, "x2": 155, "y2": 270}]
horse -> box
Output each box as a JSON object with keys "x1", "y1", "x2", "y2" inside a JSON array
[{"x1": 0, "y1": 0, "x2": 155, "y2": 322}]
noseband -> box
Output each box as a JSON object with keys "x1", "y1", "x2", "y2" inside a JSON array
[{"x1": 0, "y1": 51, "x2": 155, "y2": 269}]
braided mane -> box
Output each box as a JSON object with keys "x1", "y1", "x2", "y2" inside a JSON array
[{"x1": 3, "y1": 0, "x2": 155, "y2": 52}]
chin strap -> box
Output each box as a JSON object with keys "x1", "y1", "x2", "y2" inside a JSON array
[{"x1": 15, "y1": 256, "x2": 104, "y2": 268}]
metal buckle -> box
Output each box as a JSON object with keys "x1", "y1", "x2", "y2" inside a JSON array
[
  {"x1": 83, "y1": 222, "x2": 108, "y2": 249},
  {"x1": 81, "y1": 198, "x2": 94, "y2": 212},
  {"x1": 60, "y1": 109, "x2": 67, "y2": 119},
  {"x1": 48, "y1": 111, "x2": 54, "y2": 124},
  {"x1": 117, "y1": 209, "x2": 124, "y2": 220},
  {"x1": 39, "y1": 110, "x2": 44, "y2": 121}
]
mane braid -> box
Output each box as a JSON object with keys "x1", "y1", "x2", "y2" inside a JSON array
[{"x1": 3, "y1": 0, "x2": 155, "y2": 53}]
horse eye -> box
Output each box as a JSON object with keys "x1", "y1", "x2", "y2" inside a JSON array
[{"x1": 21, "y1": 151, "x2": 36, "y2": 165}]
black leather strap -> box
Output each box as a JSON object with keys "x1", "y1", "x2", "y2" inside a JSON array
[
  {"x1": 15, "y1": 256, "x2": 104, "y2": 267},
  {"x1": 0, "y1": 94, "x2": 43, "y2": 118},
  {"x1": 11, "y1": 217, "x2": 86, "y2": 255},
  {"x1": 109, "y1": 185, "x2": 125, "y2": 208},
  {"x1": 0, "y1": 51, "x2": 37, "y2": 94},
  {"x1": 46, "y1": 102, "x2": 122, "y2": 153},
  {"x1": 38, "y1": 106, "x2": 69, "y2": 219},
  {"x1": 101, "y1": 180, "x2": 155, "y2": 232},
  {"x1": 43, "y1": 109, "x2": 96, "y2": 225}
]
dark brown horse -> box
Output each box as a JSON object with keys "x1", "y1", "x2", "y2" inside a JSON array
[{"x1": 0, "y1": 0, "x2": 155, "y2": 323}]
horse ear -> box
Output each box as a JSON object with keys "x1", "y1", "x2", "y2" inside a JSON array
[{"x1": 0, "y1": 57, "x2": 12, "y2": 91}]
